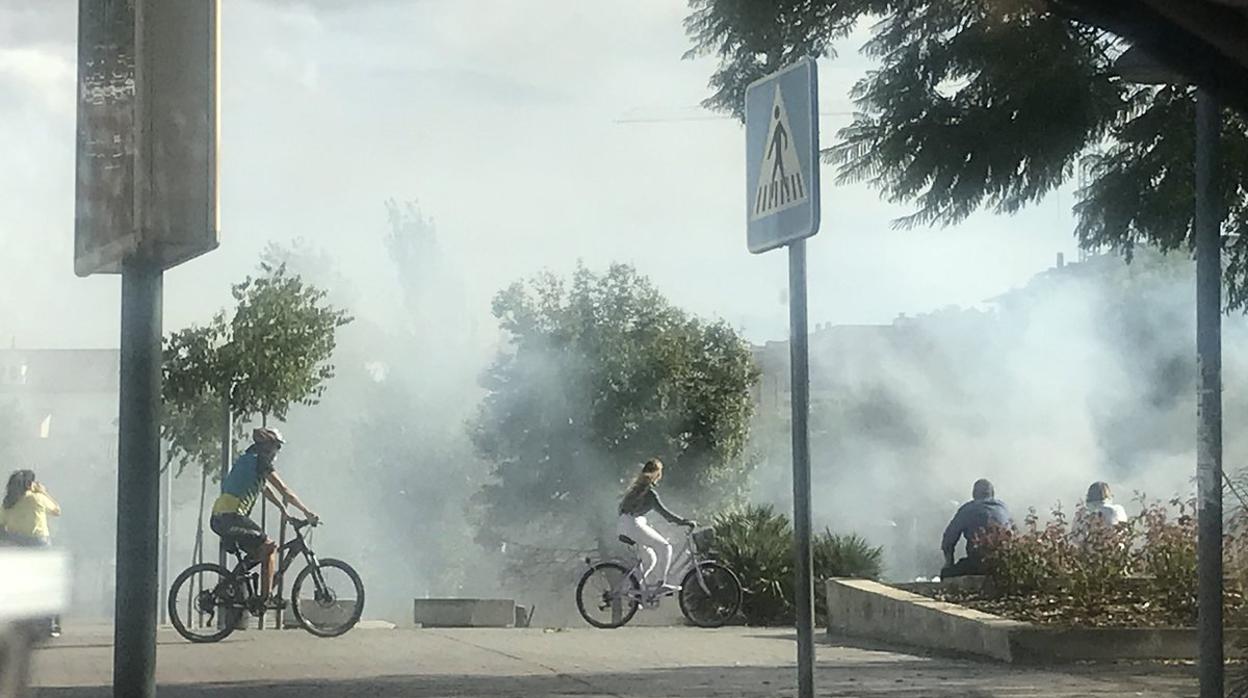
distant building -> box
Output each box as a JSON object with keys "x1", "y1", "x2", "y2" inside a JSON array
[
  {"x1": 751, "y1": 322, "x2": 912, "y2": 417},
  {"x1": 0, "y1": 348, "x2": 119, "y2": 447}
]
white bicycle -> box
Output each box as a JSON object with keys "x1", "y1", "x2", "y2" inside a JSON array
[{"x1": 575, "y1": 525, "x2": 742, "y2": 629}]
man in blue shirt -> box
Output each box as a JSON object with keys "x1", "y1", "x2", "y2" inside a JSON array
[
  {"x1": 210, "y1": 428, "x2": 319, "y2": 609},
  {"x1": 940, "y1": 478, "x2": 1012, "y2": 578}
]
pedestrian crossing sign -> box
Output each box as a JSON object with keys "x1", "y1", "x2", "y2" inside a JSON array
[{"x1": 744, "y1": 58, "x2": 820, "y2": 254}]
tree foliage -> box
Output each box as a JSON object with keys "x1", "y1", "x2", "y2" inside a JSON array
[
  {"x1": 683, "y1": 0, "x2": 859, "y2": 120},
  {"x1": 470, "y1": 263, "x2": 759, "y2": 547},
  {"x1": 162, "y1": 263, "x2": 353, "y2": 476},
  {"x1": 685, "y1": 0, "x2": 1248, "y2": 305},
  {"x1": 1075, "y1": 89, "x2": 1248, "y2": 307},
  {"x1": 711, "y1": 504, "x2": 882, "y2": 625}
]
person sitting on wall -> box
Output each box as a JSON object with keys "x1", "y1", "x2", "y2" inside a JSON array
[
  {"x1": 1082, "y1": 481, "x2": 1128, "y2": 527},
  {"x1": 1072, "y1": 480, "x2": 1130, "y2": 545},
  {"x1": 940, "y1": 478, "x2": 1012, "y2": 579}
]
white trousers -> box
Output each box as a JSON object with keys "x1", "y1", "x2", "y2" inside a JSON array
[{"x1": 618, "y1": 514, "x2": 672, "y2": 585}]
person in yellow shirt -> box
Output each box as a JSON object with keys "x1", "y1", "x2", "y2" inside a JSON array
[
  {"x1": 1, "y1": 468, "x2": 63, "y2": 636},
  {"x1": 1, "y1": 469, "x2": 60, "y2": 545}
]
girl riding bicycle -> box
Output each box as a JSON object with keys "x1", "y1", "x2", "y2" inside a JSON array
[{"x1": 617, "y1": 459, "x2": 694, "y2": 593}]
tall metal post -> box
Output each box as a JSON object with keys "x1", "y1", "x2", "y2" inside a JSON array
[
  {"x1": 259, "y1": 499, "x2": 267, "y2": 630},
  {"x1": 1194, "y1": 87, "x2": 1224, "y2": 698},
  {"x1": 219, "y1": 396, "x2": 235, "y2": 632},
  {"x1": 158, "y1": 461, "x2": 171, "y2": 626},
  {"x1": 219, "y1": 397, "x2": 231, "y2": 569},
  {"x1": 788, "y1": 239, "x2": 814, "y2": 698},
  {"x1": 113, "y1": 260, "x2": 163, "y2": 698},
  {"x1": 277, "y1": 513, "x2": 289, "y2": 630}
]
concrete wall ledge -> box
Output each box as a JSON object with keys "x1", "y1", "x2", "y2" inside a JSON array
[
  {"x1": 827, "y1": 578, "x2": 1023, "y2": 661},
  {"x1": 826, "y1": 578, "x2": 1239, "y2": 663},
  {"x1": 413, "y1": 599, "x2": 517, "y2": 628}
]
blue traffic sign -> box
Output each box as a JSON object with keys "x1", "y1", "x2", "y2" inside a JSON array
[{"x1": 744, "y1": 58, "x2": 820, "y2": 254}]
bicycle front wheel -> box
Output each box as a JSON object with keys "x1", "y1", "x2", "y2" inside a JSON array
[
  {"x1": 575, "y1": 562, "x2": 640, "y2": 629},
  {"x1": 168, "y1": 563, "x2": 245, "y2": 643},
  {"x1": 679, "y1": 561, "x2": 742, "y2": 628},
  {"x1": 291, "y1": 558, "x2": 365, "y2": 638}
]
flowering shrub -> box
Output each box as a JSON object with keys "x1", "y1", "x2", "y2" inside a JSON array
[{"x1": 967, "y1": 497, "x2": 1240, "y2": 627}]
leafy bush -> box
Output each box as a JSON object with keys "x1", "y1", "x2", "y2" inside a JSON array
[
  {"x1": 974, "y1": 497, "x2": 1231, "y2": 627},
  {"x1": 978, "y1": 509, "x2": 1068, "y2": 597},
  {"x1": 814, "y1": 532, "x2": 884, "y2": 580},
  {"x1": 1067, "y1": 504, "x2": 1135, "y2": 613},
  {"x1": 710, "y1": 504, "x2": 882, "y2": 625},
  {"x1": 1137, "y1": 498, "x2": 1197, "y2": 620},
  {"x1": 710, "y1": 505, "x2": 792, "y2": 625}
]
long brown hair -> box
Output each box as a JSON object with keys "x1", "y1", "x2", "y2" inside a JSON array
[
  {"x1": 1086, "y1": 481, "x2": 1112, "y2": 504},
  {"x1": 625, "y1": 459, "x2": 663, "y2": 496},
  {"x1": 3, "y1": 470, "x2": 35, "y2": 510}
]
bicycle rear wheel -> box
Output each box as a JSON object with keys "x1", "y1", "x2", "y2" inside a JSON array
[
  {"x1": 679, "y1": 561, "x2": 742, "y2": 628},
  {"x1": 168, "y1": 563, "x2": 245, "y2": 643},
  {"x1": 575, "y1": 562, "x2": 641, "y2": 629},
  {"x1": 291, "y1": 558, "x2": 365, "y2": 638}
]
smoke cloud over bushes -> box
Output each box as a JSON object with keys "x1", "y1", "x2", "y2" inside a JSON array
[{"x1": 749, "y1": 250, "x2": 1243, "y2": 581}]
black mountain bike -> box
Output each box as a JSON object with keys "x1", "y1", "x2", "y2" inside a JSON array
[{"x1": 168, "y1": 518, "x2": 364, "y2": 643}]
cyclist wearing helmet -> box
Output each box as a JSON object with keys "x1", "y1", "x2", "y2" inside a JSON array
[{"x1": 210, "y1": 427, "x2": 319, "y2": 608}]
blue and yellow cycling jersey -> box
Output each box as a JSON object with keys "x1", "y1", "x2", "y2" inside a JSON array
[{"x1": 211, "y1": 450, "x2": 271, "y2": 517}]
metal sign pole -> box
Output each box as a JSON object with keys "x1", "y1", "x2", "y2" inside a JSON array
[
  {"x1": 1194, "y1": 87, "x2": 1224, "y2": 698},
  {"x1": 220, "y1": 397, "x2": 231, "y2": 566},
  {"x1": 113, "y1": 259, "x2": 163, "y2": 698},
  {"x1": 158, "y1": 461, "x2": 171, "y2": 627},
  {"x1": 743, "y1": 57, "x2": 820, "y2": 698},
  {"x1": 788, "y1": 239, "x2": 814, "y2": 698},
  {"x1": 77, "y1": 0, "x2": 217, "y2": 690},
  {"x1": 259, "y1": 499, "x2": 268, "y2": 630}
]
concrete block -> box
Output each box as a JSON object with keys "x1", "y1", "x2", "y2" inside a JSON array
[
  {"x1": 826, "y1": 578, "x2": 1026, "y2": 661},
  {"x1": 413, "y1": 599, "x2": 516, "y2": 628},
  {"x1": 355, "y1": 620, "x2": 397, "y2": 630},
  {"x1": 896, "y1": 575, "x2": 992, "y2": 597},
  {"x1": 515, "y1": 605, "x2": 533, "y2": 628},
  {"x1": 826, "y1": 578, "x2": 1246, "y2": 663},
  {"x1": 1009, "y1": 627, "x2": 1246, "y2": 663}
]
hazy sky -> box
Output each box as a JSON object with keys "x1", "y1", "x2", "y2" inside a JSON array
[{"x1": 0, "y1": 0, "x2": 1079, "y2": 349}]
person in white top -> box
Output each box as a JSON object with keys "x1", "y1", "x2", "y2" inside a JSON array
[{"x1": 1084, "y1": 481, "x2": 1128, "y2": 527}]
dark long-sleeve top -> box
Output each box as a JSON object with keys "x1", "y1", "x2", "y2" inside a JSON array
[{"x1": 619, "y1": 483, "x2": 687, "y2": 525}]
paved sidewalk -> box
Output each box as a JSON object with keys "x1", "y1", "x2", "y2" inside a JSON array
[{"x1": 31, "y1": 626, "x2": 1201, "y2": 697}]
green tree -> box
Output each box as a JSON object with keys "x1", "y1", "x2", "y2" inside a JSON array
[
  {"x1": 162, "y1": 262, "x2": 353, "y2": 476},
  {"x1": 683, "y1": 0, "x2": 858, "y2": 121},
  {"x1": 257, "y1": 212, "x2": 496, "y2": 603},
  {"x1": 471, "y1": 263, "x2": 759, "y2": 551},
  {"x1": 685, "y1": 0, "x2": 1248, "y2": 305}
]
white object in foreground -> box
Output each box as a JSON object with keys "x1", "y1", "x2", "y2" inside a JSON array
[{"x1": 0, "y1": 549, "x2": 69, "y2": 622}]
